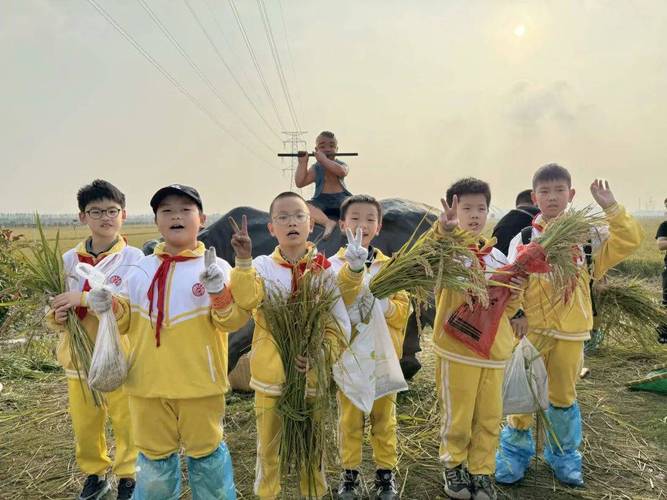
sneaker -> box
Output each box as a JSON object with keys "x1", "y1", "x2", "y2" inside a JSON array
[
  {"x1": 79, "y1": 475, "x2": 111, "y2": 500},
  {"x1": 374, "y1": 469, "x2": 398, "y2": 499},
  {"x1": 117, "y1": 478, "x2": 135, "y2": 500},
  {"x1": 337, "y1": 469, "x2": 362, "y2": 499},
  {"x1": 471, "y1": 474, "x2": 496, "y2": 500},
  {"x1": 443, "y1": 465, "x2": 472, "y2": 499}
]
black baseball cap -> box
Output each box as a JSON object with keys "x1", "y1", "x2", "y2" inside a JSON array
[{"x1": 150, "y1": 184, "x2": 203, "y2": 213}]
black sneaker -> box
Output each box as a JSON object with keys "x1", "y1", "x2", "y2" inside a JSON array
[
  {"x1": 443, "y1": 465, "x2": 472, "y2": 499},
  {"x1": 374, "y1": 469, "x2": 398, "y2": 499},
  {"x1": 471, "y1": 474, "x2": 496, "y2": 500},
  {"x1": 117, "y1": 478, "x2": 135, "y2": 500},
  {"x1": 337, "y1": 469, "x2": 361, "y2": 499},
  {"x1": 79, "y1": 475, "x2": 111, "y2": 500},
  {"x1": 657, "y1": 324, "x2": 667, "y2": 344}
]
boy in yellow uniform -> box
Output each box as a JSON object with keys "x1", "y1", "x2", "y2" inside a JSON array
[
  {"x1": 50, "y1": 179, "x2": 141, "y2": 500},
  {"x1": 329, "y1": 194, "x2": 411, "y2": 499},
  {"x1": 233, "y1": 191, "x2": 351, "y2": 499},
  {"x1": 87, "y1": 184, "x2": 260, "y2": 499},
  {"x1": 429, "y1": 178, "x2": 525, "y2": 500},
  {"x1": 495, "y1": 165, "x2": 643, "y2": 487}
]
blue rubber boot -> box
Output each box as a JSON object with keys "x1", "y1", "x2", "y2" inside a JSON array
[
  {"x1": 134, "y1": 452, "x2": 181, "y2": 500},
  {"x1": 544, "y1": 402, "x2": 584, "y2": 487},
  {"x1": 495, "y1": 426, "x2": 535, "y2": 485},
  {"x1": 187, "y1": 442, "x2": 237, "y2": 500}
]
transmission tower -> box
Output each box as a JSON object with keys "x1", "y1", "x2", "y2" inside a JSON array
[{"x1": 281, "y1": 131, "x2": 307, "y2": 191}]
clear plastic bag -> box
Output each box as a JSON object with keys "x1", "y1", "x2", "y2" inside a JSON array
[
  {"x1": 333, "y1": 297, "x2": 407, "y2": 414},
  {"x1": 502, "y1": 337, "x2": 548, "y2": 416},
  {"x1": 76, "y1": 262, "x2": 128, "y2": 392}
]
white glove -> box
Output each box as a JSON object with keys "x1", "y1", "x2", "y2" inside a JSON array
[
  {"x1": 346, "y1": 287, "x2": 374, "y2": 326},
  {"x1": 88, "y1": 288, "x2": 113, "y2": 314},
  {"x1": 344, "y1": 228, "x2": 368, "y2": 272},
  {"x1": 199, "y1": 247, "x2": 225, "y2": 294}
]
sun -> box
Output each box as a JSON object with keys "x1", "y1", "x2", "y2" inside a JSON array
[{"x1": 514, "y1": 24, "x2": 526, "y2": 38}]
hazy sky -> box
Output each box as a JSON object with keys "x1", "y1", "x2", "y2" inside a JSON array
[{"x1": 1, "y1": 0, "x2": 666, "y2": 215}]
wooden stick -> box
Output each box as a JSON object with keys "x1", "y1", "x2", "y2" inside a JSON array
[{"x1": 277, "y1": 152, "x2": 358, "y2": 157}]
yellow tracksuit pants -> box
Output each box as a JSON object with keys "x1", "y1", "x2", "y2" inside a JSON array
[
  {"x1": 67, "y1": 378, "x2": 136, "y2": 478},
  {"x1": 436, "y1": 358, "x2": 504, "y2": 475},
  {"x1": 337, "y1": 391, "x2": 397, "y2": 470},
  {"x1": 509, "y1": 334, "x2": 584, "y2": 430},
  {"x1": 128, "y1": 394, "x2": 225, "y2": 459},
  {"x1": 254, "y1": 391, "x2": 327, "y2": 499}
]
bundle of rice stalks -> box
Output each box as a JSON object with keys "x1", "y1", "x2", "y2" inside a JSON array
[
  {"x1": 259, "y1": 256, "x2": 344, "y2": 496},
  {"x1": 369, "y1": 221, "x2": 489, "y2": 309},
  {"x1": 593, "y1": 274, "x2": 667, "y2": 350},
  {"x1": 19, "y1": 214, "x2": 101, "y2": 405},
  {"x1": 528, "y1": 206, "x2": 607, "y2": 295}
]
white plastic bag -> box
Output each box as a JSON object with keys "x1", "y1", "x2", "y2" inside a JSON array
[
  {"x1": 333, "y1": 298, "x2": 408, "y2": 414},
  {"x1": 76, "y1": 262, "x2": 128, "y2": 392},
  {"x1": 502, "y1": 337, "x2": 548, "y2": 416}
]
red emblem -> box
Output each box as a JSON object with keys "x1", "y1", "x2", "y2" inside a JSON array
[
  {"x1": 192, "y1": 282, "x2": 206, "y2": 297},
  {"x1": 109, "y1": 275, "x2": 122, "y2": 286}
]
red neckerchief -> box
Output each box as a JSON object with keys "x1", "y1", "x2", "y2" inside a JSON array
[
  {"x1": 279, "y1": 253, "x2": 331, "y2": 293},
  {"x1": 469, "y1": 241, "x2": 493, "y2": 270},
  {"x1": 75, "y1": 254, "x2": 96, "y2": 320},
  {"x1": 147, "y1": 254, "x2": 197, "y2": 347}
]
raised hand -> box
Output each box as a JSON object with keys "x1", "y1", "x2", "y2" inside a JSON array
[
  {"x1": 199, "y1": 246, "x2": 225, "y2": 294},
  {"x1": 344, "y1": 227, "x2": 368, "y2": 272},
  {"x1": 297, "y1": 150, "x2": 310, "y2": 165},
  {"x1": 230, "y1": 214, "x2": 252, "y2": 260},
  {"x1": 590, "y1": 179, "x2": 616, "y2": 209},
  {"x1": 439, "y1": 195, "x2": 459, "y2": 232}
]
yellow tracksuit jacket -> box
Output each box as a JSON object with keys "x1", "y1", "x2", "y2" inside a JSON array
[
  {"x1": 113, "y1": 241, "x2": 260, "y2": 459},
  {"x1": 45, "y1": 238, "x2": 142, "y2": 477},
  {"x1": 506, "y1": 203, "x2": 643, "y2": 429},
  {"x1": 429, "y1": 224, "x2": 523, "y2": 474},
  {"x1": 331, "y1": 247, "x2": 411, "y2": 470},
  {"x1": 236, "y1": 245, "x2": 351, "y2": 499}
]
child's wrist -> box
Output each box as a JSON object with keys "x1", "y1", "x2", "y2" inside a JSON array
[{"x1": 235, "y1": 257, "x2": 253, "y2": 269}]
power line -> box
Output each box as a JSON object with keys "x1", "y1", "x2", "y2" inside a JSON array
[
  {"x1": 228, "y1": 0, "x2": 286, "y2": 131},
  {"x1": 184, "y1": 0, "x2": 284, "y2": 143},
  {"x1": 137, "y1": 0, "x2": 276, "y2": 153},
  {"x1": 202, "y1": 0, "x2": 268, "y2": 123},
  {"x1": 85, "y1": 0, "x2": 277, "y2": 171},
  {"x1": 257, "y1": 0, "x2": 300, "y2": 131},
  {"x1": 277, "y1": 0, "x2": 303, "y2": 116}
]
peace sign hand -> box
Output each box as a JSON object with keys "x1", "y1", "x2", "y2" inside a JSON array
[
  {"x1": 344, "y1": 227, "x2": 368, "y2": 272},
  {"x1": 439, "y1": 195, "x2": 459, "y2": 232},
  {"x1": 200, "y1": 246, "x2": 225, "y2": 294},
  {"x1": 230, "y1": 214, "x2": 252, "y2": 260}
]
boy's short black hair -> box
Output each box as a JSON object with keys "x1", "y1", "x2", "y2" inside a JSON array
[
  {"x1": 532, "y1": 163, "x2": 572, "y2": 189},
  {"x1": 77, "y1": 179, "x2": 126, "y2": 212},
  {"x1": 515, "y1": 189, "x2": 534, "y2": 207},
  {"x1": 316, "y1": 131, "x2": 336, "y2": 142},
  {"x1": 446, "y1": 177, "x2": 491, "y2": 207},
  {"x1": 340, "y1": 194, "x2": 383, "y2": 221},
  {"x1": 269, "y1": 191, "x2": 308, "y2": 216}
]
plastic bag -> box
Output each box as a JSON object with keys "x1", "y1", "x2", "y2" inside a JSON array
[
  {"x1": 502, "y1": 337, "x2": 548, "y2": 416},
  {"x1": 76, "y1": 262, "x2": 128, "y2": 392},
  {"x1": 333, "y1": 298, "x2": 407, "y2": 413}
]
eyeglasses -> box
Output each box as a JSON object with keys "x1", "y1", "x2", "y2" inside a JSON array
[
  {"x1": 85, "y1": 208, "x2": 121, "y2": 219},
  {"x1": 272, "y1": 212, "x2": 309, "y2": 225}
]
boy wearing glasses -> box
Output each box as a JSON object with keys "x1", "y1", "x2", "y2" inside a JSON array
[
  {"x1": 235, "y1": 191, "x2": 350, "y2": 498},
  {"x1": 49, "y1": 179, "x2": 143, "y2": 500}
]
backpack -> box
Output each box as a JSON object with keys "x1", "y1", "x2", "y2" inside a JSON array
[{"x1": 520, "y1": 226, "x2": 597, "y2": 317}]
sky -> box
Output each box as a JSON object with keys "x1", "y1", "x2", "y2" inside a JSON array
[{"x1": 1, "y1": 0, "x2": 666, "y2": 215}]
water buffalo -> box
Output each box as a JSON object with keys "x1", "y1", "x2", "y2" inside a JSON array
[{"x1": 143, "y1": 198, "x2": 437, "y2": 380}]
